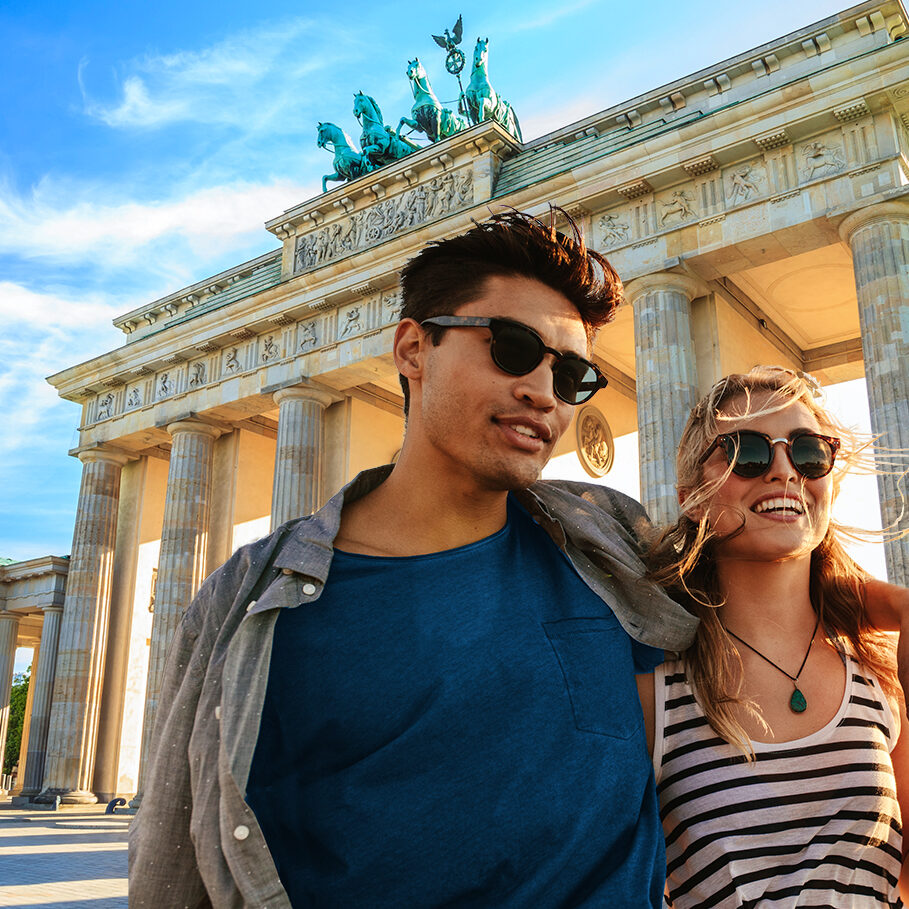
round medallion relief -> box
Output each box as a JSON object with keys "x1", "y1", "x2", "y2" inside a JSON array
[{"x1": 575, "y1": 405, "x2": 614, "y2": 478}]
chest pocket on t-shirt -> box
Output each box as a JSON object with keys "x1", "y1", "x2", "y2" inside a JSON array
[{"x1": 543, "y1": 617, "x2": 642, "y2": 740}]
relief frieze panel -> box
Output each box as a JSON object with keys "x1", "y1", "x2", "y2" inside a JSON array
[
  {"x1": 382, "y1": 289, "x2": 403, "y2": 324},
  {"x1": 298, "y1": 319, "x2": 320, "y2": 351},
  {"x1": 800, "y1": 139, "x2": 845, "y2": 181},
  {"x1": 725, "y1": 161, "x2": 765, "y2": 204},
  {"x1": 293, "y1": 168, "x2": 474, "y2": 275}
]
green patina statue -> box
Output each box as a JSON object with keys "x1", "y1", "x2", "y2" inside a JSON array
[
  {"x1": 315, "y1": 16, "x2": 522, "y2": 193},
  {"x1": 353, "y1": 92, "x2": 420, "y2": 168},
  {"x1": 462, "y1": 38, "x2": 522, "y2": 141},
  {"x1": 317, "y1": 122, "x2": 374, "y2": 193},
  {"x1": 397, "y1": 58, "x2": 467, "y2": 144}
]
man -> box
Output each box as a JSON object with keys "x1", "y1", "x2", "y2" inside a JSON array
[{"x1": 126, "y1": 210, "x2": 908, "y2": 907}]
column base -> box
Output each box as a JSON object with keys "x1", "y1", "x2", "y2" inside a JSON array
[
  {"x1": 128, "y1": 791, "x2": 142, "y2": 810},
  {"x1": 34, "y1": 787, "x2": 98, "y2": 805}
]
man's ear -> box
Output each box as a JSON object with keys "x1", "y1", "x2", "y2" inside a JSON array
[{"x1": 394, "y1": 318, "x2": 426, "y2": 382}]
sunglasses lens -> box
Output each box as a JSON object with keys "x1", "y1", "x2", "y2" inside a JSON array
[
  {"x1": 722, "y1": 432, "x2": 770, "y2": 478},
  {"x1": 490, "y1": 323, "x2": 543, "y2": 375},
  {"x1": 553, "y1": 359, "x2": 600, "y2": 405},
  {"x1": 791, "y1": 434, "x2": 836, "y2": 478}
]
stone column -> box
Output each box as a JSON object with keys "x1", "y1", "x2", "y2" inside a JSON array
[
  {"x1": 270, "y1": 386, "x2": 334, "y2": 529},
  {"x1": 840, "y1": 201, "x2": 909, "y2": 584},
  {"x1": 11, "y1": 637, "x2": 38, "y2": 795},
  {"x1": 0, "y1": 612, "x2": 21, "y2": 782},
  {"x1": 19, "y1": 607, "x2": 62, "y2": 796},
  {"x1": 131, "y1": 420, "x2": 221, "y2": 806},
  {"x1": 626, "y1": 273, "x2": 702, "y2": 525},
  {"x1": 37, "y1": 449, "x2": 128, "y2": 804}
]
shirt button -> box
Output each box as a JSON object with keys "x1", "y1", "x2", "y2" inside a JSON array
[
  {"x1": 302, "y1": 583, "x2": 317, "y2": 596},
  {"x1": 233, "y1": 825, "x2": 250, "y2": 841}
]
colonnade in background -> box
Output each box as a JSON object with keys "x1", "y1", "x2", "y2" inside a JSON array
[{"x1": 2, "y1": 384, "x2": 330, "y2": 805}]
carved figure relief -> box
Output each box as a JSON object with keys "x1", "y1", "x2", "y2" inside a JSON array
[
  {"x1": 299, "y1": 322, "x2": 318, "y2": 350},
  {"x1": 127, "y1": 387, "x2": 142, "y2": 409},
  {"x1": 157, "y1": 373, "x2": 173, "y2": 399},
  {"x1": 728, "y1": 164, "x2": 760, "y2": 203},
  {"x1": 97, "y1": 393, "x2": 114, "y2": 420},
  {"x1": 294, "y1": 170, "x2": 474, "y2": 274},
  {"x1": 575, "y1": 406, "x2": 614, "y2": 478},
  {"x1": 224, "y1": 348, "x2": 241, "y2": 373},
  {"x1": 802, "y1": 141, "x2": 845, "y2": 180},
  {"x1": 598, "y1": 213, "x2": 630, "y2": 246},
  {"x1": 383, "y1": 291, "x2": 403, "y2": 322},
  {"x1": 188, "y1": 362, "x2": 206, "y2": 388},
  {"x1": 339, "y1": 308, "x2": 362, "y2": 339},
  {"x1": 660, "y1": 190, "x2": 696, "y2": 224},
  {"x1": 261, "y1": 336, "x2": 280, "y2": 362}
]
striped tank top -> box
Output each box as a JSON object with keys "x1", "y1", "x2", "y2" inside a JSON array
[{"x1": 654, "y1": 654, "x2": 903, "y2": 907}]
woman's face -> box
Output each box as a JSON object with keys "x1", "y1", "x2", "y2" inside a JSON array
[{"x1": 694, "y1": 392, "x2": 835, "y2": 566}]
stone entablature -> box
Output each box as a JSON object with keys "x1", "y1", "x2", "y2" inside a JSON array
[
  {"x1": 591, "y1": 120, "x2": 891, "y2": 258},
  {"x1": 265, "y1": 120, "x2": 520, "y2": 275},
  {"x1": 113, "y1": 250, "x2": 283, "y2": 344},
  {"x1": 292, "y1": 168, "x2": 474, "y2": 275},
  {"x1": 0, "y1": 557, "x2": 69, "y2": 614}
]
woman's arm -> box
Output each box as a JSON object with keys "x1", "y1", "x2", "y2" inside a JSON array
[
  {"x1": 636, "y1": 672, "x2": 656, "y2": 758},
  {"x1": 863, "y1": 580, "x2": 909, "y2": 698}
]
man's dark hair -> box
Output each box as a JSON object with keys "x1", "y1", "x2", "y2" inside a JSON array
[{"x1": 397, "y1": 207, "x2": 623, "y2": 413}]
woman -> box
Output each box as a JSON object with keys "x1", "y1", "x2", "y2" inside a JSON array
[{"x1": 638, "y1": 366, "x2": 909, "y2": 907}]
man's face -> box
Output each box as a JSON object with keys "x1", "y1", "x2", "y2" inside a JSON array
[{"x1": 411, "y1": 273, "x2": 591, "y2": 492}]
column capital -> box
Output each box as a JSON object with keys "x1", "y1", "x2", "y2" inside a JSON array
[
  {"x1": 165, "y1": 419, "x2": 224, "y2": 440},
  {"x1": 624, "y1": 271, "x2": 706, "y2": 306},
  {"x1": 838, "y1": 201, "x2": 909, "y2": 244},
  {"x1": 38, "y1": 605, "x2": 63, "y2": 616},
  {"x1": 273, "y1": 385, "x2": 335, "y2": 409},
  {"x1": 75, "y1": 447, "x2": 131, "y2": 468},
  {"x1": 0, "y1": 611, "x2": 20, "y2": 626}
]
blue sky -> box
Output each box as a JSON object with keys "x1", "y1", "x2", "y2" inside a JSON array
[{"x1": 0, "y1": 0, "x2": 867, "y2": 562}]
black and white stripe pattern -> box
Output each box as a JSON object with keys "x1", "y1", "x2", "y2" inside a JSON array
[{"x1": 654, "y1": 656, "x2": 902, "y2": 907}]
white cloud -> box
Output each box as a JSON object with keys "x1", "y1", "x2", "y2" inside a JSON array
[
  {"x1": 80, "y1": 18, "x2": 342, "y2": 131},
  {"x1": 88, "y1": 73, "x2": 191, "y2": 128},
  {"x1": 0, "y1": 283, "x2": 119, "y2": 457},
  {"x1": 0, "y1": 176, "x2": 316, "y2": 268}
]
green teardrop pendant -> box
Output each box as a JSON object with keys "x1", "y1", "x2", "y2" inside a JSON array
[{"x1": 790, "y1": 688, "x2": 807, "y2": 713}]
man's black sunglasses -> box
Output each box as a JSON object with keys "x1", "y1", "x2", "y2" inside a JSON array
[
  {"x1": 699, "y1": 429, "x2": 841, "y2": 480},
  {"x1": 419, "y1": 316, "x2": 607, "y2": 406}
]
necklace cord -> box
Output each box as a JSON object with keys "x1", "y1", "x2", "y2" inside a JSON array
[{"x1": 723, "y1": 613, "x2": 820, "y2": 684}]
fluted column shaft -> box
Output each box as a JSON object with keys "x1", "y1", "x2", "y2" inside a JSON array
[
  {"x1": 20, "y1": 606, "x2": 63, "y2": 796},
  {"x1": 627, "y1": 273, "x2": 702, "y2": 525},
  {"x1": 38, "y1": 450, "x2": 127, "y2": 803},
  {"x1": 270, "y1": 386, "x2": 333, "y2": 529},
  {"x1": 0, "y1": 612, "x2": 21, "y2": 781},
  {"x1": 840, "y1": 202, "x2": 909, "y2": 583},
  {"x1": 133, "y1": 420, "x2": 220, "y2": 804}
]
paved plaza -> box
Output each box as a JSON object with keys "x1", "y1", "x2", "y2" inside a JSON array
[{"x1": 0, "y1": 803, "x2": 128, "y2": 908}]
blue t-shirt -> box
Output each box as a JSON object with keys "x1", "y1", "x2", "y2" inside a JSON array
[{"x1": 246, "y1": 498, "x2": 664, "y2": 907}]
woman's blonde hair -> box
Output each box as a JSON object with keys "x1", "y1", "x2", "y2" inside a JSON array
[{"x1": 648, "y1": 366, "x2": 899, "y2": 755}]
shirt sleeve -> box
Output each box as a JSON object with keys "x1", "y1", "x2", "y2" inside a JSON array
[
  {"x1": 127, "y1": 581, "x2": 213, "y2": 908},
  {"x1": 632, "y1": 640, "x2": 664, "y2": 674}
]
